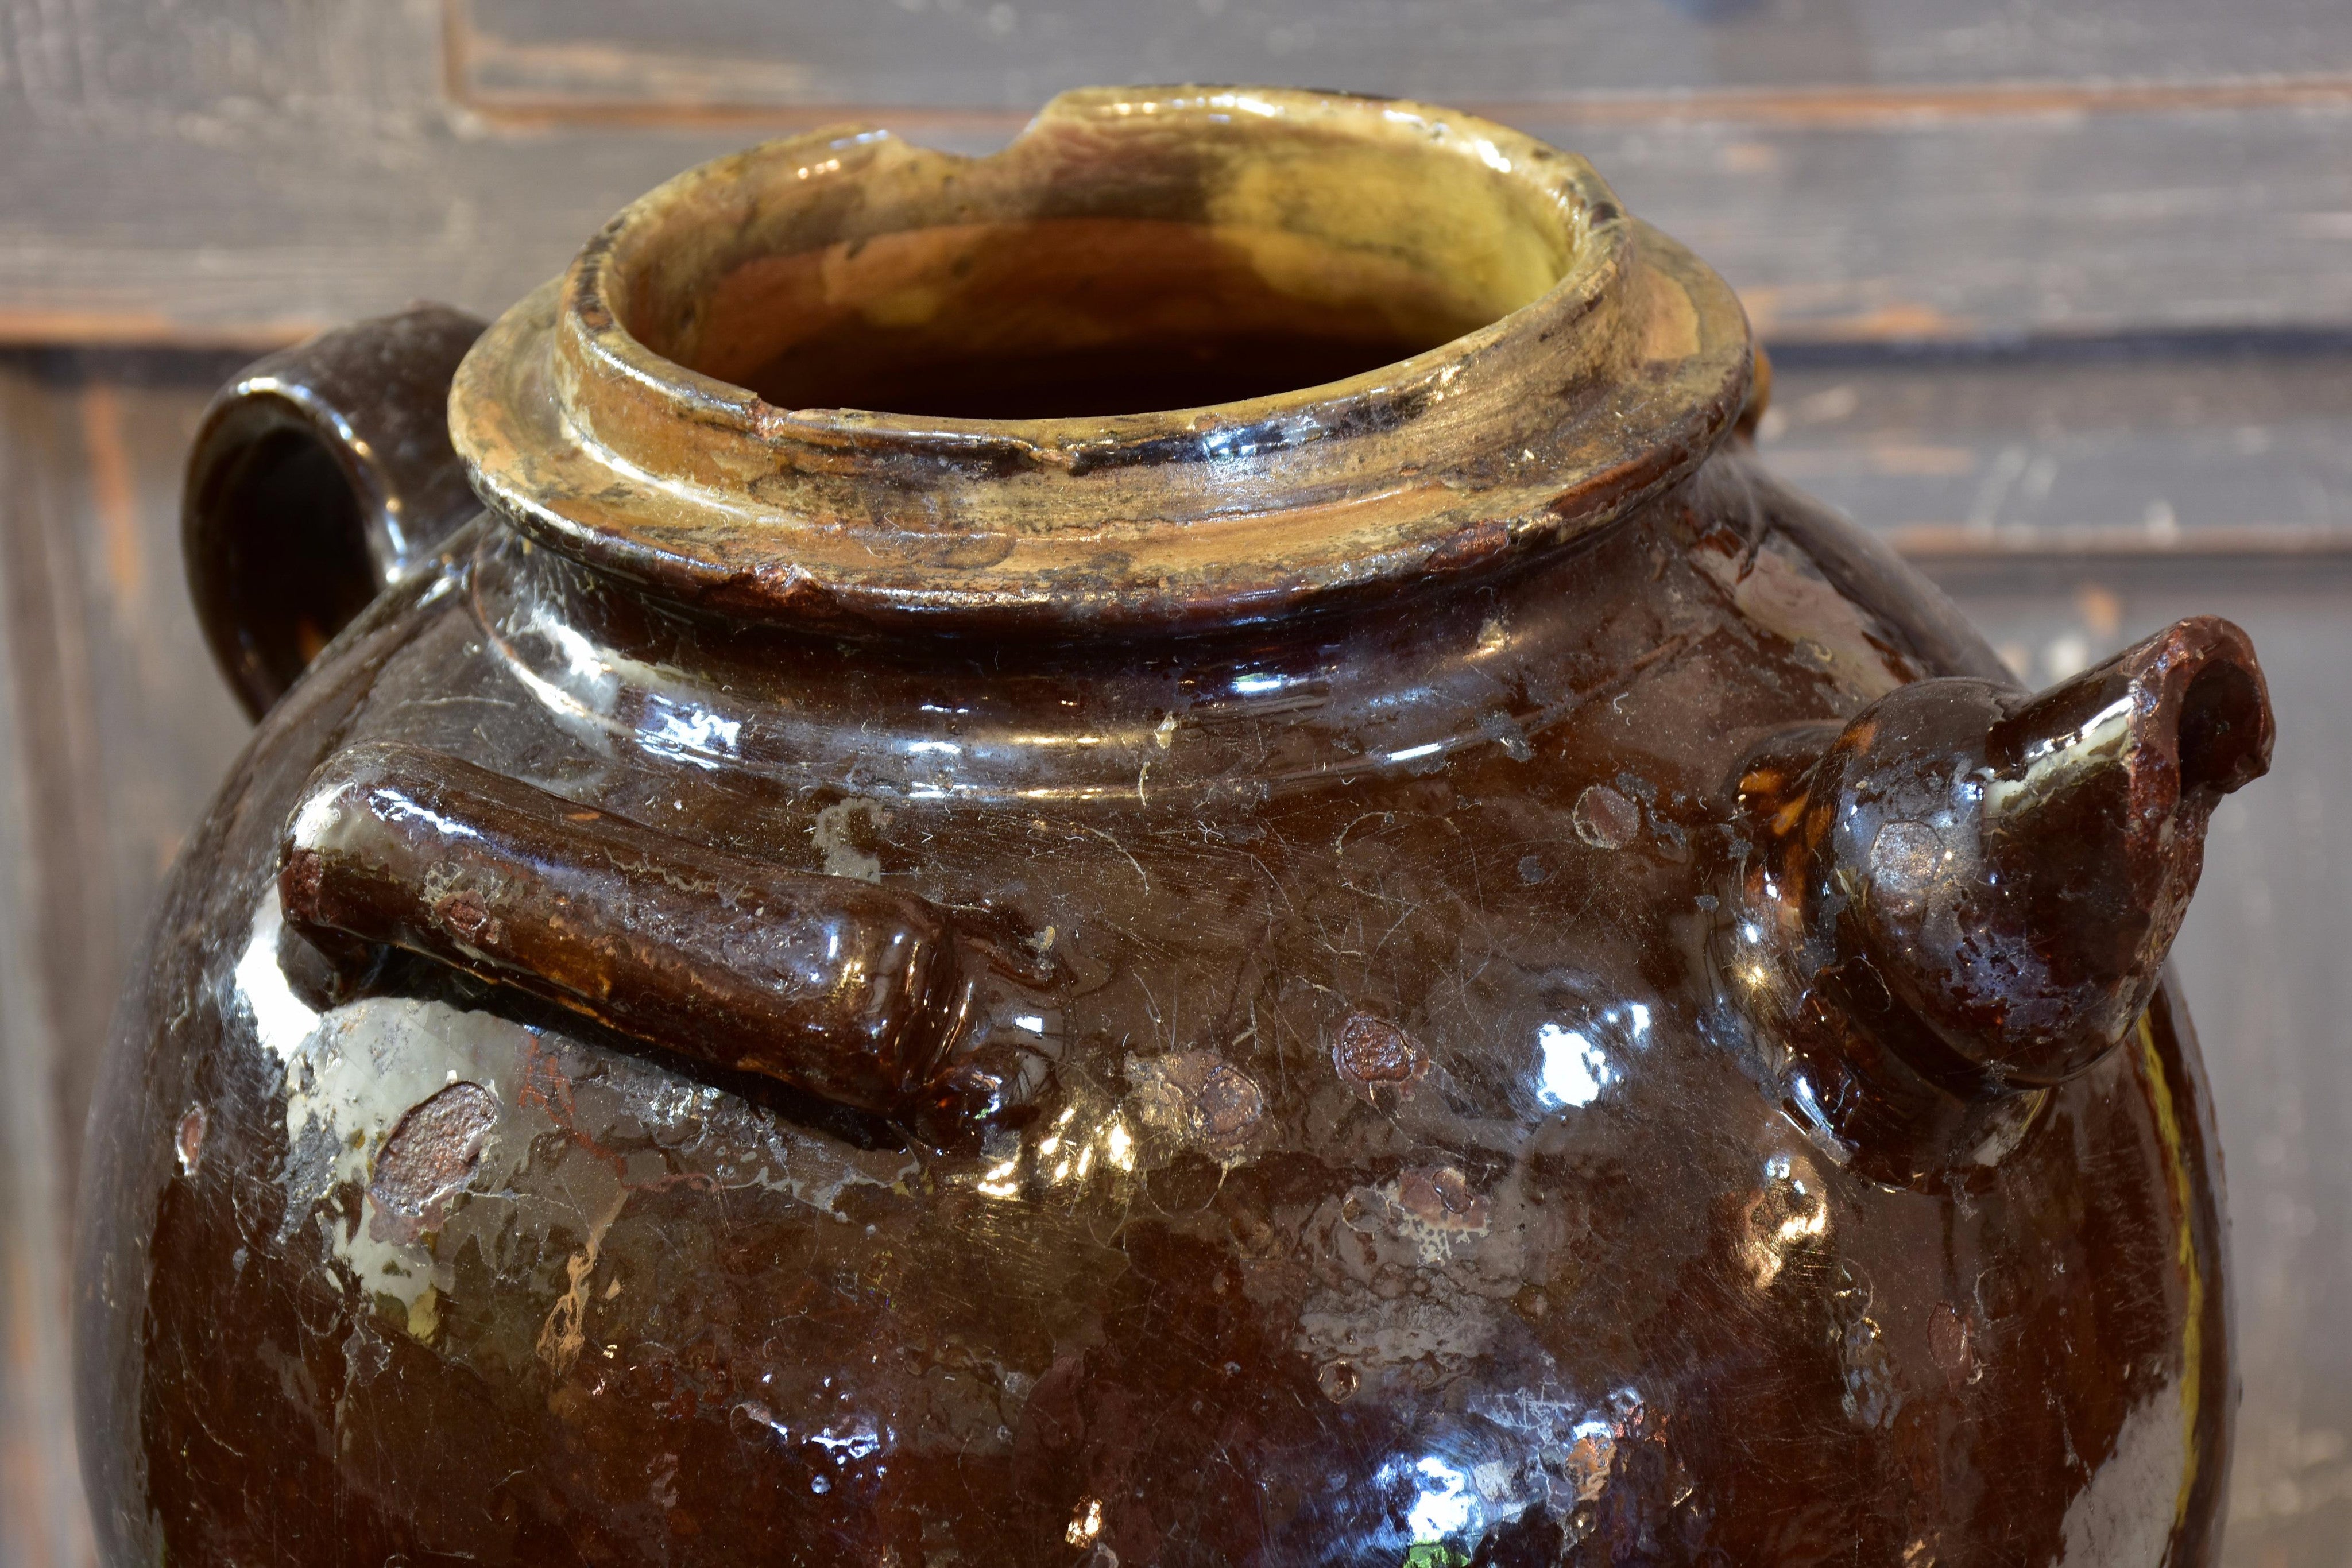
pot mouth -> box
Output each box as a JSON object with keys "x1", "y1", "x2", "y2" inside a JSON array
[{"x1": 451, "y1": 85, "x2": 1751, "y2": 633}]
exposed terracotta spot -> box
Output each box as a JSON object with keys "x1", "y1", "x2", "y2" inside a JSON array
[
  {"x1": 281, "y1": 847, "x2": 327, "y2": 909},
  {"x1": 369, "y1": 1080, "x2": 500, "y2": 1242},
  {"x1": 1929, "y1": 1302, "x2": 1976, "y2": 1392},
  {"x1": 1573, "y1": 783, "x2": 1642, "y2": 850},
  {"x1": 1128, "y1": 1050, "x2": 1266, "y2": 1157},
  {"x1": 1392, "y1": 1164, "x2": 1490, "y2": 1231},
  {"x1": 175, "y1": 1104, "x2": 208, "y2": 1178},
  {"x1": 1193, "y1": 1062, "x2": 1265, "y2": 1145},
  {"x1": 1330, "y1": 1013, "x2": 1428, "y2": 1102},
  {"x1": 431, "y1": 888, "x2": 500, "y2": 945}
]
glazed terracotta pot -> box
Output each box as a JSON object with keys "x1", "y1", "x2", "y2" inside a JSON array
[{"x1": 78, "y1": 87, "x2": 2272, "y2": 1566}]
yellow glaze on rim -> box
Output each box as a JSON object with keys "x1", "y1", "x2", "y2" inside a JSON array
[{"x1": 450, "y1": 85, "x2": 1753, "y2": 633}]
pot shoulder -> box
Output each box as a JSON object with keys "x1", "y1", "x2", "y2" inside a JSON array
[{"x1": 78, "y1": 471, "x2": 2226, "y2": 1566}]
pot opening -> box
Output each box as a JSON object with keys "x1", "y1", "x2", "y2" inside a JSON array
[
  {"x1": 608, "y1": 113, "x2": 1581, "y2": 420},
  {"x1": 702, "y1": 221, "x2": 1464, "y2": 420}
]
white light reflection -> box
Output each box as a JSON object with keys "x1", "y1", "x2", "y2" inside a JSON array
[
  {"x1": 370, "y1": 788, "x2": 483, "y2": 845},
  {"x1": 236, "y1": 893, "x2": 321, "y2": 1064},
  {"x1": 1536, "y1": 1023, "x2": 1611, "y2": 1109},
  {"x1": 540, "y1": 616, "x2": 614, "y2": 688},
  {"x1": 1386, "y1": 741, "x2": 1445, "y2": 765},
  {"x1": 1786, "y1": 1075, "x2": 1856, "y2": 1166},
  {"x1": 809, "y1": 1417, "x2": 885, "y2": 1462},
  {"x1": 1745, "y1": 1151, "x2": 1832, "y2": 1288},
  {"x1": 971, "y1": 1106, "x2": 1138, "y2": 1199},
  {"x1": 640, "y1": 696, "x2": 741, "y2": 768},
  {"x1": 1404, "y1": 1455, "x2": 1476, "y2": 1543},
  {"x1": 1231, "y1": 671, "x2": 1288, "y2": 695},
  {"x1": 1985, "y1": 692, "x2": 2135, "y2": 820}
]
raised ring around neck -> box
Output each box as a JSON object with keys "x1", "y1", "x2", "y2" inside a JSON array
[{"x1": 448, "y1": 84, "x2": 1753, "y2": 636}]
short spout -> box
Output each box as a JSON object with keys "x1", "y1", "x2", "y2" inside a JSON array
[{"x1": 1734, "y1": 616, "x2": 2272, "y2": 1110}]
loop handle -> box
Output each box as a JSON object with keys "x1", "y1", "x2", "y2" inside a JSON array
[{"x1": 184, "y1": 305, "x2": 486, "y2": 717}]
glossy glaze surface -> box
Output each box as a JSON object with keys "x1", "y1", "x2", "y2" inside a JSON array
[
  {"x1": 79, "y1": 87, "x2": 2264, "y2": 1567},
  {"x1": 184, "y1": 304, "x2": 486, "y2": 716}
]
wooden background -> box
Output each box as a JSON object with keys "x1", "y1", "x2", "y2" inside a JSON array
[{"x1": 4, "y1": 2, "x2": 2351, "y2": 1563}]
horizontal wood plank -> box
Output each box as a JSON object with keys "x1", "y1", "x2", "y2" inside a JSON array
[
  {"x1": 1, "y1": 1, "x2": 2350, "y2": 346},
  {"x1": 456, "y1": 0, "x2": 2352, "y2": 111},
  {"x1": 1759, "y1": 342, "x2": 2352, "y2": 556}
]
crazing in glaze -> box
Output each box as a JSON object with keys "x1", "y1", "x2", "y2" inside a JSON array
[{"x1": 79, "y1": 87, "x2": 2269, "y2": 1566}]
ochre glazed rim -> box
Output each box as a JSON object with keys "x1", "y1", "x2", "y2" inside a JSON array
[{"x1": 450, "y1": 85, "x2": 1753, "y2": 633}]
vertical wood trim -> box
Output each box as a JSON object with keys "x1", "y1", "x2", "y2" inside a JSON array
[
  {"x1": 0, "y1": 356, "x2": 103, "y2": 1568},
  {"x1": 0, "y1": 363, "x2": 119, "y2": 1194}
]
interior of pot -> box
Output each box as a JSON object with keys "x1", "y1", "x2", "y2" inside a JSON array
[
  {"x1": 455, "y1": 90, "x2": 1751, "y2": 628},
  {"x1": 605, "y1": 109, "x2": 1584, "y2": 419}
]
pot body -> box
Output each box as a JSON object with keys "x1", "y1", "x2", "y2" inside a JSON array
[{"x1": 79, "y1": 449, "x2": 2231, "y2": 1565}]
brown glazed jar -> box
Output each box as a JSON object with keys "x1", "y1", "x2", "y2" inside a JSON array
[{"x1": 79, "y1": 87, "x2": 2274, "y2": 1566}]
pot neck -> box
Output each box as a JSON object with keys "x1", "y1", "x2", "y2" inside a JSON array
[{"x1": 450, "y1": 86, "x2": 1752, "y2": 638}]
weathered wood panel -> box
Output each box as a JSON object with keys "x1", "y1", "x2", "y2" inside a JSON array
[
  {"x1": 1, "y1": 0, "x2": 2350, "y2": 345},
  {"x1": 0, "y1": 349, "x2": 245, "y2": 1568},
  {"x1": 451, "y1": 0, "x2": 2352, "y2": 109},
  {"x1": 1762, "y1": 340, "x2": 2352, "y2": 558}
]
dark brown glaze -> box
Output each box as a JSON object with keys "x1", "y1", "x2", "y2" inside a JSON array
[
  {"x1": 80, "y1": 87, "x2": 2264, "y2": 1567},
  {"x1": 184, "y1": 304, "x2": 487, "y2": 716},
  {"x1": 1720, "y1": 616, "x2": 2272, "y2": 1186},
  {"x1": 278, "y1": 742, "x2": 1058, "y2": 1125}
]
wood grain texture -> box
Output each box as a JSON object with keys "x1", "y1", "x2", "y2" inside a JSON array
[
  {"x1": 2, "y1": 0, "x2": 2351, "y2": 345},
  {"x1": 1758, "y1": 340, "x2": 2352, "y2": 556},
  {"x1": 0, "y1": 422, "x2": 92, "y2": 1568},
  {"x1": 448, "y1": 0, "x2": 2352, "y2": 111},
  {"x1": 0, "y1": 350, "x2": 244, "y2": 1568}
]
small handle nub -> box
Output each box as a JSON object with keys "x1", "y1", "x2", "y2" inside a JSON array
[
  {"x1": 185, "y1": 305, "x2": 486, "y2": 718},
  {"x1": 278, "y1": 743, "x2": 1058, "y2": 1128}
]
